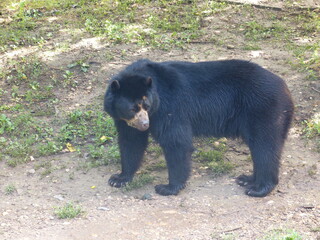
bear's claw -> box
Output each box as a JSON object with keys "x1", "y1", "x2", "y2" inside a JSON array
[
  {"x1": 155, "y1": 184, "x2": 186, "y2": 196},
  {"x1": 108, "y1": 173, "x2": 132, "y2": 188}
]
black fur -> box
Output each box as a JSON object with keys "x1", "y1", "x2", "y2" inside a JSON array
[{"x1": 104, "y1": 59, "x2": 294, "y2": 197}]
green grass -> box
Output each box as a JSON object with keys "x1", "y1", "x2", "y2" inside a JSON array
[
  {"x1": 242, "y1": 20, "x2": 287, "y2": 41},
  {"x1": 4, "y1": 184, "x2": 17, "y2": 195},
  {"x1": 304, "y1": 113, "x2": 320, "y2": 138},
  {"x1": 0, "y1": 112, "x2": 59, "y2": 166},
  {"x1": 261, "y1": 229, "x2": 303, "y2": 240},
  {"x1": 124, "y1": 173, "x2": 155, "y2": 191},
  {"x1": 0, "y1": 107, "x2": 118, "y2": 168},
  {"x1": 0, "y1": 114, "x2": 14, "y2": 134},
  {"x1": 0, "y1": 0, "x2": 230, "y2": 51},
  {"x1": 303, "y1": 113, "x2": 320, "y2": 151},
  {"x1": 211, "y1": 232, "x2": 236, "y2": 240},
  {"x1": 146, "y1": 159, "x2": 167, "y2": 171},
  {"x1": 54, "y1": 202, "x2": 84, "y2": 219},
  {"x1": 196, "y1": 140, "x2": 234, "y2": 175},
  {"x1": 82, "y1": 0, "x2": 205, "y2": 49},
  {"x1": 146, "y1": 143, "x2": 163, "y2": 158}
]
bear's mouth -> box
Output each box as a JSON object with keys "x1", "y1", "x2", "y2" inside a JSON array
[{"x1": 124, "y1": 109, "x2": 149, "y2": 131}]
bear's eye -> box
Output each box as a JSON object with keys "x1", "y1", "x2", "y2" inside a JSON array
[
  {"x1": 131, "y1": 105, "x2": 140, "y2": 113},
  {"x1": 143, "y1": 103, "x2": 150, "y2": 111}
]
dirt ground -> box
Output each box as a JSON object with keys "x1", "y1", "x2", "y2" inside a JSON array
[{"x1": 1, "y1": 1, "x2": 320, "y2": 240}]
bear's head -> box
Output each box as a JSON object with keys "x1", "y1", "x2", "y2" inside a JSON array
[{"x1": 104, "y1": 74, "x2": 158, "y2": 131}]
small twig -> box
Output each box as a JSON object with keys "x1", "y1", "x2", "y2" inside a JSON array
[
  {"x1": 216, "y1": 0, "x2": 283, "y2": 11},
  {"x1": 49, "y1": 66, "x2": 64, "y2": 71},
  {"x1": 301, "y1": 205, "x2": 315, "y2": 210},
  {"x1": 311, "y1": 87, "x2": 320, "y2": 94},
  {"x1": 108, "y1": 61, "x2": 131, "y2": 65},
  {"x1": 221, "y1": 226, "x2": 243, "y2": 233},
  {"x1": 189, "y1": 41, "x2": 221, "y2": 44},
  {"x1": 216, "y1": 0, "x2": 319, "y2": 11}
]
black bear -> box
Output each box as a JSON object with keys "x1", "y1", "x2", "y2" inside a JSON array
[{"x1": 104, "y1": 59, "x2": 294, "y2": 197}]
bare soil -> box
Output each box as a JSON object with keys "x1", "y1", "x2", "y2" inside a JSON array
[{"x1": 1, "y1": 1, "x2": 320, "y2": 240}]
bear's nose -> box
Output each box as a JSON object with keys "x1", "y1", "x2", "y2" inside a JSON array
[
  {"x1": 140, "y1": 120, "x2": 149, "y2": 130},
  {"x1": 142, "y1": 120, "x2": 149, "y2": 129}
]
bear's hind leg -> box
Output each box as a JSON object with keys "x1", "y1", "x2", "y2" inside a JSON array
[{"x1": 242, "y1": 129, "x2": 283, "y2": 197}]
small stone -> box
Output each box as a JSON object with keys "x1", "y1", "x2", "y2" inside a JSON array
[
  {"x1": 53, "y1": 195, "x2": 64, "y2": 201},
  {"x1": 27, "y1": 169, "x2": 36, "y2": 175},
  {"x1": 141, "y1": 193, "x2": 153, "y2": 200},
  {"x1": 267, "y1": 200, "x2": 274, "y2": 205},
  {"x1": 97, "y1": 207, "x2": 109, "y2": 211},
  {"x1": 16, "y1": 188, "x2": 23, "y2": 195}
]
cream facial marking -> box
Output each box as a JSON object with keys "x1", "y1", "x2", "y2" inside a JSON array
[{"x1": 123, "y1": 102, "x2": 149, "y2": 131}]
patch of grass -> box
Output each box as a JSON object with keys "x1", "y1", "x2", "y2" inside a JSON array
[
  {"x1": 303, "y1": 113, "x2": 320, "y2": 151},
  {"x1": 288, "y1": 43, "x2": 320, "y2": 81},
  {"x1": 124, "y1": 173, "x2": 155, "y2": 191},
  {"x1": 0, "y1": 114, "x2": 14, "y2": 134},
  {"x1": 62, "y1": 70, "x2": 77, "y2": 88},
  {"x1": 196, "y1": 140, "x2": 233, "y2": 175},
  {"x1": 35, "y1": 160, "x2": 55, "y2": 177},
  {"x1": 198, "y1": 150, "x2": 234, "y2": 174},
  {"x1": 0, "y1": 0, "x2": 318, "y2": 59},
  {"x1": 59, "y1": 110, "x2": 117, "y2": 145},
  {"x1": 68, "y1": 60, "x2": 90, "y2": 73},
  {"x1": 308, "y1": 164, "x2": 317, "y2": 177},
  {"x1": 84, "y1": 144, "x2": 120, "y2": 167},
  {"x1": 261, "y1": 229, "x2": 303, "y2": 240},
  {"x1": 295, "y1": 10, "x2": 320, "y2": 36},
  {"x1": 1, "y1": 57, "x2": 56, "y2": 107},
  {"x1": 105, "y1": 145, "x2": 120, "y2": 162},
  {"x1": 0, "y1": 112, "x2": 57, "y2": 165},
  {"x1": 56, "y1": 109, "x2": 119, "y2": 170},
  {"x1": 0, "y1": 0, "x2": 77, "y2": 51},
  {"x1": 54, "y1": 202, "x2": 84, "y2": 219},
  {"x1": 211, "y1": 232, "x2": 237, "y2": 240},
  {"x1": 0, "y1": 104, "x2": 118, "y2": 167},
  {"x1": 77, "y1": 0, "x2": 209, "y2": 49},
  {"x1": 36, "y1": 141, "x2": 62, "y2": 157},
  {"x1": 198, "y1": 150, "x2": 224, "y2": 162},
  {"x1": 311, "y1": 227, "x2": 320, "y2": 232},
  {"x1": 146, "y1": 144, "x2": 163, "y2": 158},
  {"x1": 146, "y1": 159, "x2": 167, "y2": 171},
  {"x1": 5, "y1": 57, "x2": 43, "y2": 86},
  {"x1": 4, "y1": 184, "x2": 17, "y2": 195},
  {"x1": 243, "y1": 43, "x2": 262, "y2": 51},
  {"x1": 0, "y1": 104, "x2": 23, "y2": 112},
  {"x1": 242, "y1": 20, "x2": 287, "y2": 41}
]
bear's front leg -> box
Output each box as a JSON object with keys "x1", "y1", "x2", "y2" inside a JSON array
[
  {"x1": 155, "y1": 130, "x2": 194, "y2": 196},
  {"x1": 108, "y1": 120, "x2": 149, "y2": 188}
]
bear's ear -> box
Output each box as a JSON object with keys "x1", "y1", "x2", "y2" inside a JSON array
[
  {"x1": 145, "y1": 77, "x2": 152, "y2": 87},
  {"x1": 111, "y1": 80, "x2": 120, "y2": 92}
]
